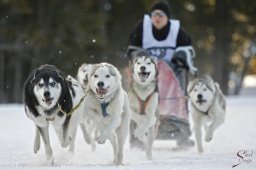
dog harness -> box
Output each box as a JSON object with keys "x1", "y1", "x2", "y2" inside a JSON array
[
  {"x1": 100, "y1": 102, "x2": 110, "y2": 117},
  {"x1": 132, "y1": 86, "x2": 158, "y2": 115},
  {"x1": 58, "y1": 94, "x2": 86, "y2": 117}
]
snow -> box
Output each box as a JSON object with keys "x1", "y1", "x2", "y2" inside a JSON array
[{"x1": 0, "y1": 93, "x2": 256, "y2": 170}]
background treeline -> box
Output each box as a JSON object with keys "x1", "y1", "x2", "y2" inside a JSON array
[{"x1": 0, "y1": 0, "x2": 256, "y2": 103}]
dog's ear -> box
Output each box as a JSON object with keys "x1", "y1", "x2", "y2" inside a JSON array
[
  {"x1": 89, "y1": 64, "x2": 100, "y2": 78},
  {"x1": 150, "y1": 57, "x2": 158, "y2": 77},
  {"x1": 187, "y1": 81, "x2": 194, "y2": 95},
  {"x1": 132, "y1": 57, "x2": 138, "y2": 65},
  {"x1": 30, "y1": 68, "x2": 39, "y2": 84},
  {"x1": 203, "y1": 75, "x2": 213, "y2": 82},
  {"x1": 150, "y1": 56, "x2": 158, "y2": 65},
  {"x1": 107, "y1": 64, "x2": 122, "y2": 84},
  {"x1": 24, "y1": 71, "x2": 40, "y2": 117},
  {"x1": 79, "y1": 63, "x2": 87, "y2": 71},
  {"x1": 56, "y1": 69, "x2": 64, "y2": 80},
  {"x1": 107, "y1": 64, "x2": 117, "y2": 77}
]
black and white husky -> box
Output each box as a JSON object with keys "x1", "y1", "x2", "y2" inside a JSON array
[{"x1": 23, "y1": 64, "x2": 85, "y2": 165}]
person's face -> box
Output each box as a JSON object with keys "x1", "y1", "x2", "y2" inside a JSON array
[{"x1": 151, "y1": 10, "x2": 168, "y2": 29}]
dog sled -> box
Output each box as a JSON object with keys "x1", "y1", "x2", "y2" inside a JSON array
[{"x1": 124, "y1": 46, "x2": 197, "y2": 149}]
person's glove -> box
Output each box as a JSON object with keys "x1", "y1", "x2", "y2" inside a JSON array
[{"x1": 175, "y1": 46, "x2": 198, "y2": 75}]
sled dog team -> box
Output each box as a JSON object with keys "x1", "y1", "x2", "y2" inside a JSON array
[{"x1": 23, "y1": 55, "x2": 226, "y2": 165}]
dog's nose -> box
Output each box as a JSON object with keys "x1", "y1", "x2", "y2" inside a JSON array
[
  {"x1": 140, "y1": 66, "x2": 146, "y2": 72},
  {"x1": 197, "y1": 94, "x2": 203, "y2": 99},
  {"x1": 97, "y1": 81, "x2": 104, "y2": 88},
  {"x1": 44, "y1": 91, "x2": 50, "y2": 98}
]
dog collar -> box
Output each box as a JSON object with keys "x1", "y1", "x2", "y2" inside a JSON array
[
  {"x1": 100, "y1": 102, "x2": 110, "y2": 117},
  {"x1": 58, "y1": 94, "x2": 86, "y2": 117}
]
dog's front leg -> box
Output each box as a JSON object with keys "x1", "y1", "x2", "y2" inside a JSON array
[
  {"x1": 53, "y1": 125, "x2": 66, "y2": 148},
  {"x1": 133, "y1": 114, "x2": 156, "y2": 144},
  {"x1": 80, "y1": 121, "x2": 92, "y2": 144},
  {"x1": 37, "y1": 125, "x2": 54, "y2": 165},
  {"x1": 145, "y1": 126, "x2": 155, "y2": 160},
  {"x1": 193, "y1": 113, "x2": 203, "y2": 153},
  {"x1": 205, "y1": 109, "x2": 224, "y2": 142},
  {"x1": 26, "y1": 106, "x2": 48, "y2": 127},
  {"x1": 130, "y1": 111, "x2": 147, "y2": 125},
  {"x1": 141, "y1": 93, "x2": 158, "y2": 133},
  {"x1": 97, "y1": 114, "x2": 121, "y2": 144},
  {"x1": 108, "y1": 134, "x2": 118, "y2": 164},
  {"x1": 34, "y1": 126, "x2": 40, "y2": 154},
  {"x1": 135, "y1": 96, "x2": 158, "y2": 139},
  {"x1": 86, "y1": 109, "x2": 107, "y2": 144}
]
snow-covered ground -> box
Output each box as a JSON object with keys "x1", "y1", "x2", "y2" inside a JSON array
[{"x1": 0, "y1": 91, "x2": 256, "y2": 170}]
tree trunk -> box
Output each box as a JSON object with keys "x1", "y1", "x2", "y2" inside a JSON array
[
  {"x1": 13, "y1": 55, "x2": 22, "y2": 103},
  {"x1": 212, "y1": 0, "x2": 231, "y2": 95},
  {"x1": 0, "y1": 53, "x2": 5, "y2": 103}
]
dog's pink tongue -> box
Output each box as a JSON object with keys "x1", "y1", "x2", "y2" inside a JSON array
[
  {"x1": 97, "y1": 88, "x2": 107, "y2": 96},
  {"x1": 139, "y1": 74, "x2": 147, "y2": 82}
]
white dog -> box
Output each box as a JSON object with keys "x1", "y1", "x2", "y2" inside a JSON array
[
  {"x1": 77, "y1": 63, "x2": 97, "y2": 151},
  {"x1": 23, "y1": 64, "x2": 85, "y2": 165},
  {"x1": 77, "y1": 63, "x2": 93, "y2": 89},
  {"x1": 128, "y1": 52, "x2": 159, "y2": 160},
  {"x1": 84, "y1": 63, "x2": 130, "y2": 165},
  {"x1": 187, "y1": 76, "x2": 226, "y2": 153}
]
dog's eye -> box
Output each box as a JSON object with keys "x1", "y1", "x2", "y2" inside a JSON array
[
  {"x1": 38, "y1": 83, "x2": 44, "y2": 88},
  {"x1": 203, "y1": 88, "x2": 207, "y2": 91},
  {"x1": 50, "y1": 82, "x2": 56, "y2": 87},
  {"x1": 194, "y1": 89, "x2": 197, "y2": 92},
  {"x1": 147, "y1": 62, "x2": 151, "y2": 65},
  {"x1": 94, "y1": 74, "x2": 98, "y2": 78},
  {"x1": 137, "y1": 62, "x2": 141, "y2": 65},
  {"x1": 106, "y1": 74, "x2": 110, "y2": 78}
]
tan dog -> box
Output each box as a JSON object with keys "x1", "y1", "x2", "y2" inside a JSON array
[{"x1": 128, "y1": 54, "x2": 159, "y2": 160}]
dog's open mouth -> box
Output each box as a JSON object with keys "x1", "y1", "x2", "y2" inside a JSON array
[
  {"x1": 96, "y1": 88, "x2": 109, "y2": 99},
  {"x1": 196, "y1": 99, "x2": 207, "y2": 105},
  {"x1": 138, "y1": 72, "x2": 150, "y2": 82},
  {"x1": 42, "y1": 98, "x2": 54, "y2": 106}
]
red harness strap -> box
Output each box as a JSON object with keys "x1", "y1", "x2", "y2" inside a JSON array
[{"x1": 132, "y1": 86, "x2": 158, "y2": 115}]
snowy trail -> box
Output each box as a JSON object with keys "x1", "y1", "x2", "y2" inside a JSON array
[{"x1": 0, "y1": 96, "x2": 256, "y2": 170}]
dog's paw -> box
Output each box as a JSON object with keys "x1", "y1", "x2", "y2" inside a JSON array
[
  {"x1": 113, "y1": 159, "x2": 123, "y2": 166},
  {"x1": 33, "y1": 141, "x2": 40, "y2": 154},
  {"x1": 97, "y1": 134, "x2": 108, "y2": 144},
  {"x1": 146, "y1": 154, "x2": 152, "y2": 160},
  {"x1": 97, "y1": 130, "x2": 111, "y2": 144},
  {"x1": 205, "y1": 136, "x2": 212, "y2": 142},
  {"x1": 134, "y1": 129, "x2": 147, "y2": 143},
  {"x1": 205, "y1": 133, "x2": 213, "y2": 142},
  {"x1": 46, "y1": 156, "x2": 54, "y2": 166},
  {"x1": 197, "y1": 147, "x2": 204, "y2": 153},
  {"x1": 91, "y1": 141, "x2": 96, "y2": 151}
]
